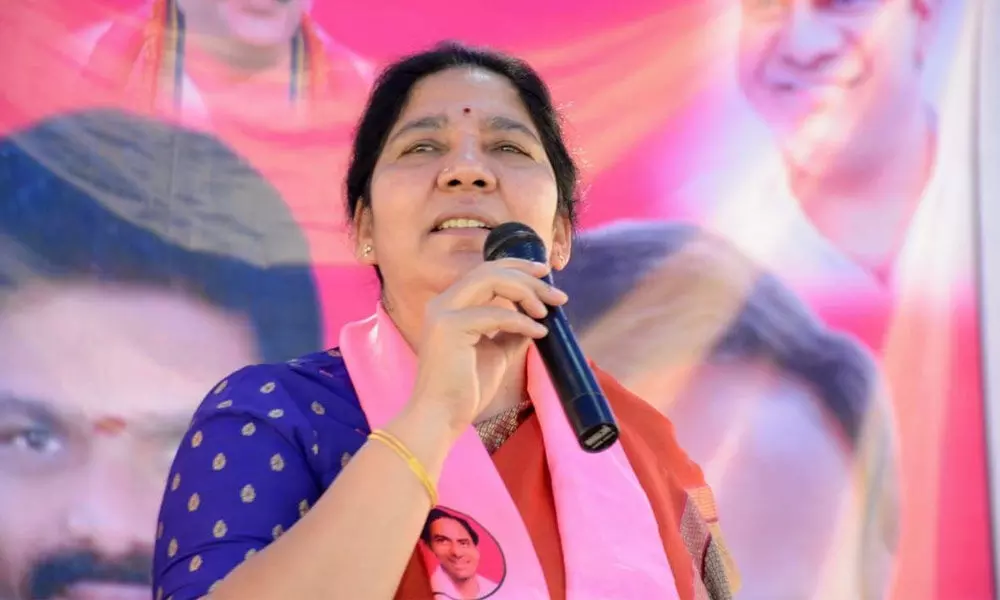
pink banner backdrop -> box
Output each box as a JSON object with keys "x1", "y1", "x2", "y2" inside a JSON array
[{"x1": 0, "y1": 1, "x2": 991, "y2": 599}]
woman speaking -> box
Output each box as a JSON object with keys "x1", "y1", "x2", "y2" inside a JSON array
[{"x1": 152, "y1": 42, "x2": 738, "y2": 600}]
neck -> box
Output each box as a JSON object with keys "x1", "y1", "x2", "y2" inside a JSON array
[
  {"x1": 190, "y1": 34, "x2": 292, "y2": 73},
  {"x1": 383, "y1": 290, "x2": 529, "y2": 422},
  {"x1": 454, "y1": 577, "x2": 481, "y2": 597},
  {"x1": 175, "y1": 1, "x2": 294, "y2": 73},
  {"x1": 786, "y1": 104, "x2": 935, "y2": 274}
]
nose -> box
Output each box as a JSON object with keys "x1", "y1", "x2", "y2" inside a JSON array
[
  {"x1": 436, "y1": 146, "x2": 498, "y2": 193},
  {"x1": 775, "y1": 8, "x2": 847, "y2": 71},
  {"x1": 63, "y1": 456, "x2": 151, "y2": 560}
]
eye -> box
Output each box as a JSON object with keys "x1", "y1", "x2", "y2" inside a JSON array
[
  {"x1": 0, "y1": 425, "x2": 63, "y2": 455},
  {"x1": 401, "y1": 141, "x2": 440, "y2": 155},
  {"x1": 493, "y1": 142, "x2": 530, "y2": 156}
]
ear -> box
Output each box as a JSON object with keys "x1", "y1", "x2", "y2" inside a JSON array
[
  {"x1": 551, "y1": 215, "x2": 573, "y2": 271},
  {"x1": 353, "y1": 202, "x2": 377, "y2": 265}
]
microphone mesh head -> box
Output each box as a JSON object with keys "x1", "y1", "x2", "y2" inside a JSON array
[{"x1": 483, "y1": 222, "x2": 544, "y2": 261}]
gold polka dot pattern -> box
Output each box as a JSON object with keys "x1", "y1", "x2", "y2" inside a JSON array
[{"x1": 152, "y1": 359, "x2": 369, "y2": 598}]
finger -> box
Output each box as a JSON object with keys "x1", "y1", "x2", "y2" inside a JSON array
[
  {"x1": 446, "y1": 269, "x2": 565, "y2": 315},
  {"x1": 483, "y1": 260, "x2": 567, "y2": 305},
  {"x1": 444, "y1": 272, "x2": 547, "y2": 316},
  {"x1": 447, "y1": 306, "x2": 549, "y2": 341},
  {"x1": 485, "y1": 257, "x2": 552, "y2": 277},
  {"x1": 541, "y1": 281, "x2": 569, "y2": 305}
]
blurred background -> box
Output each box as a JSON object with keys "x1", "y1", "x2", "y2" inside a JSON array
[{"x1": 0, "y1": 0, "x2": 996, "y2": 598}]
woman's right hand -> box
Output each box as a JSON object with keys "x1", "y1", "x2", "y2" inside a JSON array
[{"x1": 406, "y1": 258, "x2": 569, "y2": 437}]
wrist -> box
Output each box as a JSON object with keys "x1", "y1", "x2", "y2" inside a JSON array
[
  {"x1": 403, "y1": 393, "x2": 472, "y2": 440},
  {"x1": 383, "y1": 402, "x2": 464, "y2": 480}
]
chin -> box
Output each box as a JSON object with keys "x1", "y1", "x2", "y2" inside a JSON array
[
  {"x1": 222, "y1": 10, "x2": 298, "y2": 48},
  {"x1": 233, "y1": 29, "x2": 294, "y2": 48},
  {"x1": 782, "y1": 128, "x2": 863, "y2": 178},
  {"x1": 443, "y1": 253, "x2": 485, "y2": 275},
  {"x1": 422, "y1": 255, "x2": 482, "y2": 290}
]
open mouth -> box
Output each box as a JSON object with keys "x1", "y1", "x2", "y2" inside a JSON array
[{"x1": 431, "y1": 218, "x2": 493, "y2": 233}]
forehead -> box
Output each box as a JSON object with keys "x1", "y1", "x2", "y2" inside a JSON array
[
  {"x1": 395, "y1": 68, "x2": 534, "y2": 129},
  {"x1": 0, "y1": 282, "x2": 257, "y2": 419},
  {"x1": 431, "y1": 517, "x2": 470, "y2": 538}
]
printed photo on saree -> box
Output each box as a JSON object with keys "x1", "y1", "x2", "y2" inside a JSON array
[{"x1": 419, "y1": 507, "x2": 505, "y2": 600}]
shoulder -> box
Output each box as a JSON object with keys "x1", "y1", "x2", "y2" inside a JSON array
[
  {"x1": 73, "y1": 9, "x2": 154, "y2": 86},
  {"x1": 304, "y1": 22, "x2": 375, "y2": 100},
  {"x1": 190, "y1": 350, "x2": 370, "y2": 469},
  {"x1": 73, "y1": 21, "x2": 116, "y2": 59},
  {"x1": 310, "y1": 25, "x2": 375, "y2": 82},
  {"x1": 76, "y1": 7, "x2": 153, "y2": 61},
  {"x1": 196, "y1": 349, "x2": 357, "y2": 415}
]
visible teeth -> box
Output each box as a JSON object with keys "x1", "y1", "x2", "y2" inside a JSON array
[{"x1": 437, "y1": 218, "x2": 489, "y2": 230}]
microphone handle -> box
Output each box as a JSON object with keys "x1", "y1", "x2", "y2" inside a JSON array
[{"x1": 535, "y1": 274, "x2": 620, "y2": 453}]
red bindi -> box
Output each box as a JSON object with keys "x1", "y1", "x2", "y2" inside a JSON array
[
  {"x1": 94, "y1": 416, "x2": 128, "y2": 437},
  {"x1": 462, "y1": 107, "x2": 472, "y2": 115}
]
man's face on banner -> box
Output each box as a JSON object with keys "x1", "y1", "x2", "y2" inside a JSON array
[
  {"x1": 737, "y1": 0, "x2": 936, "y2": 169},
  {"x1": 428, "y1": 517, "x2": 481, "y2": 583},
  {"x1": 190, "y1": 0, "x2": 311, "y2": 48},
  {"x1": 0, "y1": 282, "x2": 256, "y2": 600}
]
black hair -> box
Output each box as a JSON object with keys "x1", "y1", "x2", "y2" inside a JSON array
[
  {"x1": 0, "y1": 109, "x2": 322, "y2": 362},
  {"x1": 420, "y1": 508, "x2": 480, "y2": 546},
  {"x1": 344, "y1": 41, "x2": 579, "y2": 282},
  {"x1": 558, "y1": 220, "x2": 876, "y2": 446}
]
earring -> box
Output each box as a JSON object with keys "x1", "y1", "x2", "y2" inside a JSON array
[{"x1": 361, "y1": 244, "x2": 373, "y2": 257}]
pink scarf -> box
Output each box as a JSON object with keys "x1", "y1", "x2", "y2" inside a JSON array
[{"x1": 339, "y1": 305, "x2": 679, "y2": 599}]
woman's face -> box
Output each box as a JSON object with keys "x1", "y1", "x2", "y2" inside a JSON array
[{"x1": 356, "y1": 67, "x2": 570, "y2": 299}]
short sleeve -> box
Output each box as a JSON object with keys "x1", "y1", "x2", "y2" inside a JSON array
[{"x1": 152, "y1": 368, "x2": 328, "y2": 600}]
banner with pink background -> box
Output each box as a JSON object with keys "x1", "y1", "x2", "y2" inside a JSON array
[{"x1": 0, "y1": 1, "x2": 994, "y2": 598}]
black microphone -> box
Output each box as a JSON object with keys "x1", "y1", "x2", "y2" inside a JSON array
[{"x1": 483, "y1": 222, "x2": 620, "y2": 453}]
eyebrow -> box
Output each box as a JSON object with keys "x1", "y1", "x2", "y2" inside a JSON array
[
  {"x1": 433, "y1": 533, "x2": 472, "y2": 543},
  {"x1": 388, "y1": 115, "x2": 448, "y2": 144},
  {"x1": 0, "y1": 392, "x2": 191, "y2": 437},
  {"x1": 388, "y1": 114, "x2": 541, "y2": 144},
  {"x1": 0, "y1": 394, "x2": 60, "y2": 428},
  {"x1": 485, "y1": 116, "x2": 541, "y2": 143}
]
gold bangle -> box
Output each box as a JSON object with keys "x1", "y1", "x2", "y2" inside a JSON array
[{"x1": 368, "y1": 429, "x2": 438, "y2": 507}]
